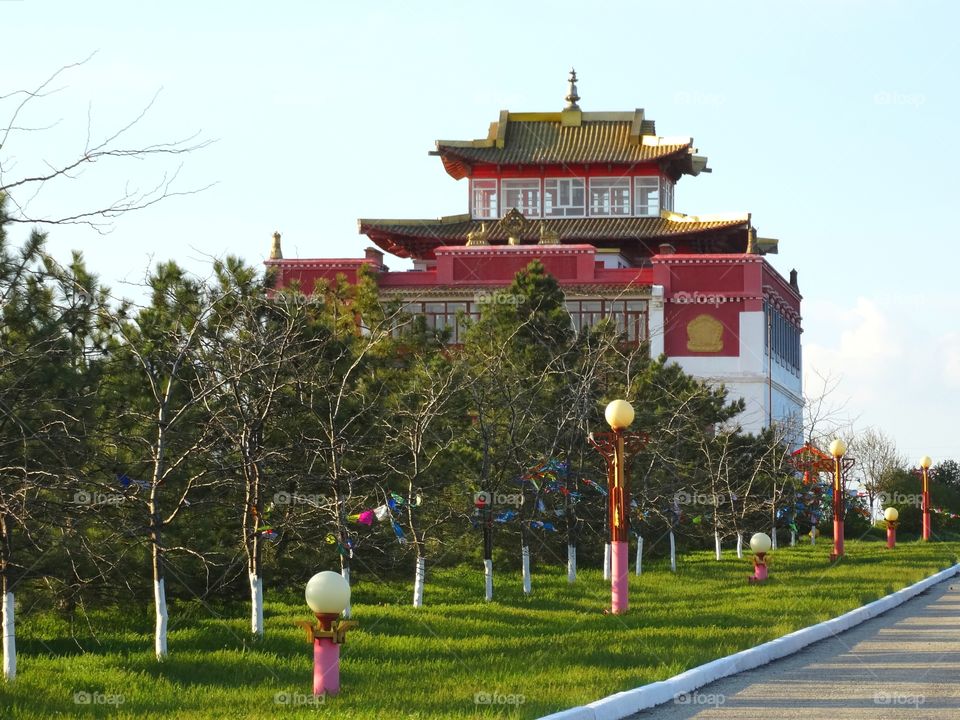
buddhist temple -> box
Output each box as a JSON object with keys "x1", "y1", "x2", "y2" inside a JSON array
[{"x1": 266, "y1": 71, "x2": 802, "y2": 437}]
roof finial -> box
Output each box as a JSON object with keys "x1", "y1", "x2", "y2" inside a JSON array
[
  {"x1": 564, "y1": 67, "x2": 580, "y2": 110},
  {"x1": 270, "y1": 231, "x2": 283, "y2": 259}
]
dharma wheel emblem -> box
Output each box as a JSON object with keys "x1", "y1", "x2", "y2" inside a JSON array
[{"x1": 498, "y1": 208, "x2": 528, "y2": 245}]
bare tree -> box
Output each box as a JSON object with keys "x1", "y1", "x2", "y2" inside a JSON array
[
  {"x1": 0, "y1": 55, "x2": 212, "y2": 232},
  {"x1": 850, "y1": 427, "x2": 904, "y2": 519}
]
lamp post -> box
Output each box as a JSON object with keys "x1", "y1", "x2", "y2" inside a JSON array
[
  {"x1": 298, "y1": 571, "x2": 357, "y2": 696},
  {"x1": 588, "y1": 400, "x2": 646, "y2": 614},
  {"x1": 748, "y1": 532, "x2": 772, "y2": 583},
  {"x1": 884, "y1": 507, "x2": 899, "y2": 549},
  {"x1": 920, "y1": 455, "x2": 933, "y2": 541},
  {"x1": 829, "y1": 438, "x2": 847, "y2": 561}
]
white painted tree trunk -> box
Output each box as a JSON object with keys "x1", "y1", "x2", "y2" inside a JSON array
[
  {"x1": 249, "y1": 573, "x2": 264, "y2": 638},
  {"x1": 567, "y1": 544, "x2": 576, "y2": 583},
  {"x1": 714, "y1": 531, "x2": 722, "y2": 560},
  {"x1": 412, "y1": 556, "x2": 425, "y2": 608},
  {"x1": 811, "y1": 527, "x2": 817, "y2": 546},
  {"x1": 521, "y1": 546, "x2": 531, "y2": 595},
  {"x1": 790, "y1": 530, "x2": 797, "y2": 547},
  {"x1": 341, "y1": 567, "x2": 351, "y2": 619},
  {"x1": 736, "y1": 534, "x2": 743, "y2": 559},
  {"x1": 2, "y1": 592, "x2": 15, "y2": 681},
  {"x1": 154, "y1": 579, "x2": 168, "y2": 660},
  {"x1": 483, "y1": 559, "x2": 493, "y2": 601},
  {"x1": 669, "y1": 530, "x2": 677, "y2": 573},
  {"x1": 635, "y1": 536, "x2": 643, "y2": 576},
  {"x1": 602, "y1": 543, "x2": 611, "y2": 580},
  {"x1": 771, "y1": 528, "x2": 778, "y2": 550}
]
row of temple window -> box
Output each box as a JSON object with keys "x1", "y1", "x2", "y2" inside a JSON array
[
  {"x1": 393, "y1": 299, "x2": 649, "y2": 344},
  {"x1": 764, "y1": 303, "x2": 801, "y2": 375},
  {"x1": 470, "y1": 176, "x2": 675, "y2": 220}
]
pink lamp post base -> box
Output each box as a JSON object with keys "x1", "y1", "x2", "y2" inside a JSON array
[
  {"x1": 314, "y1": 636, "x2": 340, "y2": 696},
  {"x1": 887, "y1": 524, "x2": 897, "y2": 549},
  {"x1": 296, "y1": 612, "x2": 356, "y2": 697},
  {"x1": 610, "y1": 541, "x2": 629, "y2": 614},
  {"x1": 748, "y1": 553, "x2": 768, "y2": 583}
]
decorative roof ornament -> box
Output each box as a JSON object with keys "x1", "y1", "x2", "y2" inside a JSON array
[
  {"x1": 538, "y1": 221, "x2": 560, "y2": 245},
  {"x1": 564, "y1": 67, "x2": 580, "y2": 110},
  {"x1": 746, "y1": 225, "x2": 758, "y2": 255},
  {"x1": 270, "y1": 231, "x2": 283, "y2": 259},
  {"x1": 465, "y1": 222, "x2": 489, "y2": 247},
  {"x1": 499, "y1": 208, "x2": 528, "y2": 245}
]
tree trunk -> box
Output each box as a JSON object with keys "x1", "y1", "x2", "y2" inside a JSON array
[
  {"x1": 635, "y1": 535, "x2": 643, "y2": 576},
  {"x1": 771, "y1": 526, "x2": 778, "y2": 550},
  {"x1": 1, "y1": 527, "x2": 14, "y2": 682},
  {"x1": 567, "y1": 544, "x2": 576, "y2": 583},
  {"x1": 483, "y1": 559, "x2": 493, "y2": 602},
  {"x1": 249, "y1": 573, "x2": 263, "y2": 637},
  {"x1": 790, "y1": 530, "x2": 797, "y2": 547},
  {"x1": 483, "y1": 501, "x2": 493, "y2": 602},
  {"x1": 412, "y1": 555, "x2": 425, "y2": 608},
  {"x1": 521, "y1": 545, "x2": 531, "y2": 595},
  {"x1": 714, "y1": 531, "x2": 722, "y2": 560},
  {"x1": 246, "y1": 452, "x2": 264, "y2": 638},
  {"x1": 340, "y1": 561, "x2": 351, "y2": 619},
  {"x1": 736, "y1": 533, "x2": 743, "y2": 559},
  {"x1": 669, "y1": 530, "x2": 676, "y2": 573},
  {"x1": 602, "y1": 542, "x2": 611, "y2": 580},
  {"x1": 152, "y1": 538, "x2": 168, "y2": 660}
]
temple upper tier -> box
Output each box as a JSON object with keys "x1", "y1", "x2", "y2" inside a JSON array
[{"x1": 359, "y1": 86, "x2": 777, "y2": 261}]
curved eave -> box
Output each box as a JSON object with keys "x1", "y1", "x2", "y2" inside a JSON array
[
  {"x1": 360, "y1": 216, "x2": 749, "y2": 261},
  {"x1": 432, "y1": 144, "x2": 696, "y2": 180}
]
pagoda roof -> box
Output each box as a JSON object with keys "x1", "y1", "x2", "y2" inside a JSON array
[
  {"x1": 359, "y1": 212, "x2": 753, "y2": 260},
  {"x1": 431, "y1": 110, "x2": 710, "y2": 180}
]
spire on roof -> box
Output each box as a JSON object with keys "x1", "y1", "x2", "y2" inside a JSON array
[
  {"x1": 564, "y1": 68, "x2": 580, "y2": 110},
  {"x1": 270, "y1": 231, "x2": 283, "y2": 259}
]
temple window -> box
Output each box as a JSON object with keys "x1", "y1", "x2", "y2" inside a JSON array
[
  {"x1": 634, "y1": 177, "x2": 660, "y2": 217},
  {"x1": 662, "y1": 178, "x2": 674, "y2": 211},
  {"x1": 501, "y1": 179, "x2": 542, "y2": 218},
  {"x1": 588, "y1": 177, "x2": 631, "y2": 216},
  {"x1": 471, "y1": 179, "x2": 498, "y2": 219},
  {"x1": 544, "y1": 178, "x2": 585, "y2": 217},
  {"x1": 565, "y1": 299, "x2": 648, "y2": 341}
]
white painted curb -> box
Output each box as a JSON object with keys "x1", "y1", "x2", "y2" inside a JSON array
[{"x1": 539, "y1": 563, "x2": 960, "y2": 720}]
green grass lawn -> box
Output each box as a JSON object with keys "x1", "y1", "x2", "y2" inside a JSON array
[{"x1": 2, "y1": 539, "x2": 958, "y2": 719}]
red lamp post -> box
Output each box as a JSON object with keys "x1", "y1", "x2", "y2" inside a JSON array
[
  {"x1": 884, "y1": 507, "x2": 899, "y2": 549},
  {"x1": 920, "y1": 455, "x2": 933, "y2": 541},
  {"x1": 588, "y1": 400, "x2": 646, "y2": 615},
  {"x1": 828, "y1": 438, "x2": 849, "y2": 562}
]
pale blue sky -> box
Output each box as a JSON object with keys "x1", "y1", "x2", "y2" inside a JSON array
[{"x1": 3, "y1": 0, "x2": 958, "y2": 461}]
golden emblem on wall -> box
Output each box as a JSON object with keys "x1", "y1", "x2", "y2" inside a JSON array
[
  {"x1": 498, "y1": 208, "x2": 528, "y2": 245},
  {"x1": 686, "y1": 314, "x2": 724, "y2": 352}
]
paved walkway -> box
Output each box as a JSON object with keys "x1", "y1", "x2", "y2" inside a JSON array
[{"x1": 628, "y1": 579, "x2": 960, "y2": 719}]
